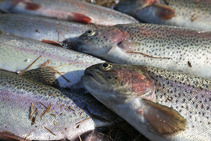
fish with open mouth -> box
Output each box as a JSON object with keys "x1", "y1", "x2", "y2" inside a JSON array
[
  {"x1": 82, "y1": 63, "x2": 211, "y2": 141},
  {"x1": 62, "y1": 23, "x2": 211, "y2": 79}
]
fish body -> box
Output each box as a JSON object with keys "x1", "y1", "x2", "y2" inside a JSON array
[
  {"x1": 0, "y1": 69, "x2": 118, "y2": 140},
  {"x1": 62, "y1": 24, "x2": 211, "y2": 78},
  {"x1": 0, "y1": 34, "x2": 104, "y2": 88},
  {"x1": 0, "y1": 0, "x2": 138, "y2": 26},
  {"x1": 116, "y1": 0, "x2": 211, "y2": 31},
  {"x1": 0, "y1": 14, "x2": 97, "y2": 41},
  {"x1": 82, "y1": 63, "x2": 211, "y2": 141}
]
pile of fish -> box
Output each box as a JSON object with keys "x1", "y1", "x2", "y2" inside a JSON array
[{"x1": 0, "y1": 0, "x2": 210, "y2": 140}]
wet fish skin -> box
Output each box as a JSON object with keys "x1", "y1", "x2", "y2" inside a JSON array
[
  {"x1": 62, "y1": 23, "x2": 211, "y2": 78},
  {"x1": 0, "y1": 69, "x2": 119, "y2": 140},
  {"x1": 0, "y1": 33, "x2": 104, "y2": 88},
  {"x1": 0, "y1": 0, "x2": 138, "y2": 26},
  {"x1": 116, "y1": 0, "x2": 211, "y2": 31},
  {"x1": 82, "y1": 63, "x2": 211, "y2": 141},
  {"x1": 0, "y1": 14, "x2": 97, "y2": 41}
]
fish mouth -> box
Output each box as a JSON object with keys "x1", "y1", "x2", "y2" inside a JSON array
[{"x1": 83, "y1": 68, "x2": 106, "y2": 85}]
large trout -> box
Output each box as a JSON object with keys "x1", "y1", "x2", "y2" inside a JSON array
[
  {"x1": 82, "y1": 63, "x2": 211, "y2": 141},
  {"x1": 62, "y1": 24, "x2": 211, "y2": 78}
]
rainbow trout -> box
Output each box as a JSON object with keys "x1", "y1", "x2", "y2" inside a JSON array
[
  {"x1": 116, "y1": 0, "x2": 211, "y2": 31},
  {"x1": 0, "y1": 0, "x2": 138, "y2": 26},
  {"x1": 0, "y1": 14, "x2": 97, "y2": 41},
  {"x1": 82, "y1": 63, "x2": 211, "y2": 141},
  {"x1": 62, "y1": 23, "x2": 211, "y2": 79},
  {"x1": 0, "y1": 69, "x2": 118, "y2": 140},
  {"x1": 0, "y1": 33, "x2": 104, "y2": 88}
]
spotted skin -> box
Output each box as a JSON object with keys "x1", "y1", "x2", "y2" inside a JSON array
[
  {"x1": 0, "y1": 69, "x2": 120, "y2": 140},
  {"x1": 82, "y1": 63, "x2": 211, "y2": 141},
  {"x1": 63, "y1": 23, "x2": 211, "y2": 79},
  {"x1": 116, "y1": 0, "x2": 211, "y2": 31}
]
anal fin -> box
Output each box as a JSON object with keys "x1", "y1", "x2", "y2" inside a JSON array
[{"x1": 142, "y1": 99, "x2": 186, "y2": 134}]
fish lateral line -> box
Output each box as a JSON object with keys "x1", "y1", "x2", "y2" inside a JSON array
[
  {"x1": 19, "y1": 55, "x2": 42, "y2": 76},
  {"x1": 126, "y1": 51, "x2": 171, "y2": 59}
]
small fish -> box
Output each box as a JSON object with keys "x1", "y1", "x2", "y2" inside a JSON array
[
  {"x1": 0, "y1": 33, "x2": 104, "y2": 88},
  {"x1": 0, "y1": 0, "x2": 138, "y2": 26},
  {"x1": 0, "y1": 14, "x2": 97, "y2": 41},
  {"x1": 116, "y1": 0, "x2": 211, "y2": 31},
  {"x1": 0, "y1": 68, "x2": 120, "y2": 140},
  {"x1": 82, "y1": 63, "x2": 211, "y2": 141},
  {"x1": 62, "y1": 23, "x2": 211, "y2": 79}
]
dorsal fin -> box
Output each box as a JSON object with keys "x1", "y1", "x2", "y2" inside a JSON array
[
  {"x1": 153, "y1": 4, "x2": 175, "y2": 20},
  {"x1": 21, "y1": 66, "x2": 59, "y2": 86}
]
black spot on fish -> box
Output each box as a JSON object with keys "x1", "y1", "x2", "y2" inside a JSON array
[
  {"x1": 35, "y1": 29, "x2": 40, "y2": 33},
  {"x1": 188, "y1": 61, "x2": 192, "y2": 67},
  {"x1": 164, "y1": 0, "x2": 170, "y2": 5}
]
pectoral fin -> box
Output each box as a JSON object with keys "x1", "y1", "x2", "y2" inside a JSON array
[
  {"x1": 153, "y1": 4, "x2": 175, "y2": 20},
  {"x1": 23, "y1": 1, "x2": 40, "y2": 10},
  {"x1": 142, "y1": 99, "x2": 186, "y2": 134},
  {"x1": 70, "y1": 12, "x2": 92, "y2": 24}
]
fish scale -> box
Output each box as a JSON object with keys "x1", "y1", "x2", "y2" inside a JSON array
[
  {"x1": 82, "y1": 63, "x2": 211, "y2": 141},
  {"x1": 63, "y1": 23, "x2": 211, "y2": 78}
]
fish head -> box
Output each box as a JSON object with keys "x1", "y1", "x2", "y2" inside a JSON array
[
  {"x1": 61, "y1": 27, "x2": 128, "y2": 57},
  {"x1": 82, "y1": 63, "x2": 155, "y2": 107}
]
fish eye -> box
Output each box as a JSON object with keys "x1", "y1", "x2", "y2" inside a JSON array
[
  {"x1": 86, "y1": 30, "x2": 96, "y2": 36},
  {"x1": 101, "y1": 63, "x2": 112, "y2": 71}
]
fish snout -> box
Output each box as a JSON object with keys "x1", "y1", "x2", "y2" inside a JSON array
[{"x1": 61, "y1": 37, "x2": 78, "y2": 49}]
